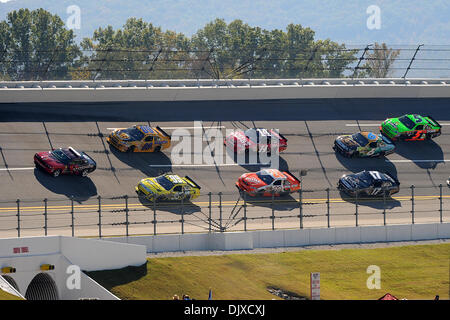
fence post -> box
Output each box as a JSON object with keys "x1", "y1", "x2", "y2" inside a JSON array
[
  {"x1": 125, "y1": 195, "x2": 129, "y2": 237},
  {"x1": 98, "y1": 196, "x2": 102, "y2": 238},
  {"x1": 243, "y1": 191, "x2": 247, "y2": 232},
  {"x1": 299, "y1": 188, "x2": 303, "y2": 229},
  {"x1": 181, "y1": 195, "x2": 185, "y2": 235},
  {"x1": 326, "y1": 188, "x2": 330, "y2": 228},
  {"x1": 16, "y1": 199, "x2": 20, "y2": 238},
  {"x1": 153, "y1": 196, "x2": 157, "y2": 235},
  {"x1": 271, "y1": 191, "x2": 275, "y2": 230},
  {"x1": 208, "y1": 192, "x2": 212, "y2": 233},
  {"x1": 355, "y1": 191, "x2": 359, "y2": 227},
  {"x1": 71, "y1": 196, "x2": 74, "y2": 237},
  {"x1": 402, "y1": 44, "x2": 424, "y2": 79},
  {"x1": 44, "y1": 198, "x2": 48, "y2": 236},
  {"x1": 439, "y1": 184, "x2": 443, "y2": 223},
  {"x1": 219, "y1": 192, "x2": 223, "y2": 232},
  {"x1": 383, "y1": 188, "x2": 386, "y2": 226},
  {"x1": 411, "y1": 185, "x2": 415, "y2": 224}
]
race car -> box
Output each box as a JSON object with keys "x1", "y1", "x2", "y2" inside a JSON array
[
  {"x1": 135, "y1": 173, "x2": 201, "y2": 202},
  {"x1": 338, "y1": 170, "x2": 400, "y2": 197},
  {"x1": 333, "y1": 131, "x2": 395, "y2": 158},
  {"x1": 224, "y1": 128, "x2": 287, "y2": 154},
  {"x1": 107, "y1": 125, "x2": 171, "y2": 152},
  {"x1": 236, "y1": 168, "x2": 301, "y2": 197},
  {"x1": 34, "y1": 147, "x2": 96, "y2": 177},
  {"x1": 380, "y1": 114, "x2": 441, "y2": 141}
]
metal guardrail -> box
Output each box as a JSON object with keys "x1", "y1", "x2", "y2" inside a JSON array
[
  {"x1": 0, "y1": 78, "x2": 448, "y2": 90},
  {"x1": 0, "y1": 184, "x2": 448, "y2": 238}
]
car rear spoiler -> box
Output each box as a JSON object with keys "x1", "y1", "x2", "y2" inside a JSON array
[
  {"x1": 383, "y1": 171, "x2": 400, "y2": 185},
  {"x1": 425, "y1": 115, "x2": 441, "y2": 128},
  {"x1": 156, "y1": 126, "x2": 171, "y2": 138},
  {"x1": 184, "y1": 175, "x2": 201, "y2": 189},
  {"x1": 284, "y1": 170, "x2": 301, "y2": 184}
]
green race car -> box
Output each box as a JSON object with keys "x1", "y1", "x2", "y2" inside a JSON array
[{"x1": 380, "y1": 114, "x2": 441, "y2": 141}]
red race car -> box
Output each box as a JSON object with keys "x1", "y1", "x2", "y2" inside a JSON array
[
  {"x1": 34, "y1": 147, "x2": 97, "y2": 177},
  {"x1": 224, "y1": 128, "x2": 287, "y2": 154},
  {"x1": 236, "y1": 168, "x2": 301, "y2": 197}
]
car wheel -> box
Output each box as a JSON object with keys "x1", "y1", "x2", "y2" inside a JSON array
[
  {"x1": 81, "y1": 170, "x2": 88, "y2": 177},
  {"x1": 378, "y1": 151, "x2": 385, "y2": 158},
  {"x1": 52, "y1": 169, "x2": 61, "y2": 177},
  {"x1": 154, "y1": 146, "x2": 161, "y2": 152},
  {"x1": 126, "y1": 146, "x2": 135, "y2": 153}
]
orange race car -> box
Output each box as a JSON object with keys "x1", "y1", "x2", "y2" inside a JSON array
[{"x1": 236, "y1": 168, "x2": 301, "y2": 197}]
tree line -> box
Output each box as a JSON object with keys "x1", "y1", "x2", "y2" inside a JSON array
[{"x1": 0, "y1": 8, "x2": 399, "y2": 81}]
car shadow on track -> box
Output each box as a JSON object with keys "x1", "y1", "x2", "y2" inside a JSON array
[
  {"x1": 33, "y1": 168, "x2": 97, "y2": 203},
  {"x1": 338, "y1": 190, "x2": 402, "y2": 210},
  {"x1": 393, "y1": 139, "x2": 444, "y2": 169},
  {"x1": 109, "y1": 144, "x2": 173, "y2": 176},
  {"x1": 334, "y1": 151, "x2": 399, "y2": 180},
  {"x1": 242, "y1": 193, "x2": 299, "y2": 211},
  {"x1": 136, "y1": 196, "x2": 202, "y2": 215}
]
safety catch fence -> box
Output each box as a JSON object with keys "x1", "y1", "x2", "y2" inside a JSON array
[{"x1": 0, "y1": 184, "x2": 448, "y2": 239}]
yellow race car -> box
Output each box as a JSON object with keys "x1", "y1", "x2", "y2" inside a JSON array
[
  {"x1": 107, "y1": 125, "x2": 171, "y2": 152},
  {"x1": 135, "y1": 173, "x2": 201, "y2": 201}
]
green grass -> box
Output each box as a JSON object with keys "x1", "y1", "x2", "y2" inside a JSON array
[{"x1": 86, "y1": 243, "x2": 450, "y2": 300}]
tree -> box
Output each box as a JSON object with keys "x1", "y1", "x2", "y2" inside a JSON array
[
  {"x1": 81, "y1": 18, "x2": 192, "y2": 80},
  {"x1": 360, "y1": 43, "x2": 400, "y2": 78},
  {"x1": 2, "y1": 8, "x2": 81, "y2": 80}
]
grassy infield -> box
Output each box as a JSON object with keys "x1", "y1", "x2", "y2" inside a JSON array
[{"x1": 86, "y1": 243, "x2": 450, "y2": 300}]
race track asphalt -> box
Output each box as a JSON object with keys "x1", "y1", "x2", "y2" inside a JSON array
[{"x1": 0, "y1": 98, "x2": 449, "y2": 237}]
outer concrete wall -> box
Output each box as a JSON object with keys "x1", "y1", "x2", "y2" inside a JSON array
[
  {"x1": 103, "y1": 223, "x2": 450, "y2": 253},
  {"x1": 1, "y1": 79, "x2": 449, "y2": 103}
]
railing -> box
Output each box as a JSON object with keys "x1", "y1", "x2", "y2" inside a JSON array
[
  {"x1": 0, "y1": 184, "x2": 448, "y2": 239},
  {"x1": 0, "y1": 77, "x2": 448, "y2": 89}
]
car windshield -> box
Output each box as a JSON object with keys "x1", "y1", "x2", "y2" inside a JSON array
[
  {"x1": 155, "y1": 176, "x2": 175, "y2": 191},
  {"x1": 51, "y1": 149, "x2": 71, "y2": 164},
  {"x1": 121, "y1": 127, "x2": 145, "y2": 141},
  {"x1": 351, "y1": 133, "x2": 369, "y2": 146},
  {"x1": 353, "y1": 171, "x2": 374, "y2": 185},
  {"x1": 256, "y1": 171, "x2": 274, "y2": 185},
  {"x1": 398, "y1": 115, "x2": 416, "y2": 130}
]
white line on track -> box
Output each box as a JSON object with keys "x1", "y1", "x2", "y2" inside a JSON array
[
  {"x1": 149, "y1": 163, "x2": 270, "y2": 167},
  {"x1": 387, "y1": 159, "x2": 450, "y2": 163},
  {"x1": 345, "y1": 124, "x2": 380, "y2": 127},
  {"x1": 0, "y1": 167, "x2": 35, "y2": 171},
  {"x1": 106, "y1": 126, "x2": 226, "y2": 130},
  {"x1": 346, "y1": 123, "x2": 450, "y2": 127}
]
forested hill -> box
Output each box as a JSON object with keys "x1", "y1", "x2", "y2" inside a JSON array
[{"x1": 1, "y1": 0, "x2": 449, "y2": 45}]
